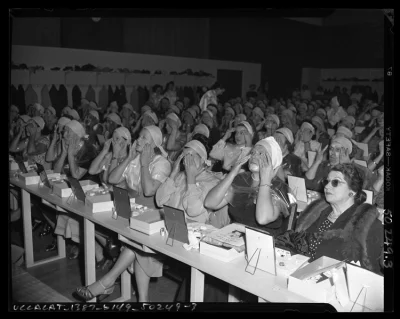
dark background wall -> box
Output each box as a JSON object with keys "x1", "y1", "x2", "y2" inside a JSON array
[{"x1": 11, "y1": 16, "x2": 383, "y2": 97}]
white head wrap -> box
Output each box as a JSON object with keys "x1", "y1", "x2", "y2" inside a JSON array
[
  {"x1": 235, "y1": 114, "x2": 247, "y2": 122},
  {"x1": 31, "y1": 116, "x2": 45, "y2": 130},
  {"x1": 186, "y1": 108, "x2": 197, "y2": 120},
  {"x1": 62, "y1": 106, "x2": 72, "y2": 115},
  {"x1": 202, "y1": 110, "x2": 214, "y2": 118},
  {"x1": 347, "y1": 105, "x2": 357, "y2": 114},
  {"x1": 266, "y1": 106, "x2": 275, "y2": 114},
  {"x1": 344, "y1": 115, "x2": 356, "y2": 126},
  {"x1": 106, "y1": 113, "x2": 122, "y2": 126},
  {"x1": 245, "y1": 102, "x2": 254, "y2": 109},
  {"x1": 166, "y1": 112, "x2": 182, "y2": 128},
  {"x1": 114, "y1": 127, "x2": 132, "y2": 144},
  {"x1": 255, "y1": 137, "x2": 283, "y2": 170},
  {"x1": 225, "y1": 107, "x2": 235, "y2": 117},
  {"x1": 34, "y1": 103, "x2": 44, "y2": 113},
  {"x1": 193, "y1": 124, "x2": 210, "y2": 138},
  {"x1": 311, "y1": 116, "x2": 325, "y2": 130},
  {"x1": 316, "y1": 108, "x2": 326, "y2": 116},
  {"x1": 69, "y1": 109, "x2": 80, "y2": 121},
  {"x1": 252, "y1": 107, "x2": 265, "y2": 120},
  {"x1": 288, "y1": 105, "x2": 297, "y2": 114},
  {"x1": 143, "y1": 125, "x2": 167, "y2": 157},
  {"x1": 282, "y1": 109, "x2": 294, "y2": 120},
  {"x1": 336, "y1": 126, "x2": 353, "y2": 139},
  {"x1": 88, "y1": 110, "x2": 99, "y2": 121},
  {"x1": 331, "y1": 136, "x2": 352, "y2": 154},
  {"x1": 110, "y1": 101, "x2": 118, "y2": 109},
  {"x1": 143, "y1": 110, "x2": 158, "y2": 124},
  {"x1": 300, "y1": 122, "x2": 315, "y2": 135},
  {"x1": 19, "y1": 115, "x2": 31, "y2": 123},
  {"x1": 45, "y1": 106, "x2": 56, "y2": 116},
  {"x1": 331, "y1": 96, "x2": 340, "y2": 108},
  {"x1": 141, "y1": 105, "x2": 152, "y2": 114},
  {"x1": 169, "y1": 105, "x2": 181, "y2": 115},
  {"x1": 238, "y1": 121, "x2": 254, "y2": 137},
  {"x1": 276, "y1": 128, "x2": 294, "y2": 144},
  {"x1": 122, "y1": 103, "x2": 134, "y2": 113},
  {"x1": 10, "y1": 105, "x2": 19, "y2": 113},
  {"x1": 89, "y1": 101, "x2": 99, "y2": 110},
  {"x1": 184, "y1": 140, "x2": 210, "y2": 166},
  {"x1": 65, "y1": 120, "x2": 86, "y2": 139},
  {"x1": 57, "y1": 117, "x2": 71, "y2": 128},
  {"x1": 268, "y1": 114, "x2": 280, "y2": 127}
]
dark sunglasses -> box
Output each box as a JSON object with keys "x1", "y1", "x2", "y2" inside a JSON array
[{"x1": 323, "y1": 179, "x2": 346, "y2": 188}]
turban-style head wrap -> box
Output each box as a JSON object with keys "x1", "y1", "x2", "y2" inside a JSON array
[
  {"x1": 169, "y1": 105, "x2": 181, "y2": 115},
  {"x1": 254, "y1": 137, "x2": 283, "y2": 170},
  {"x1": 166, "y1": 112, "x2": 182, "y2": 128},
  {"x1": 245, "y1": 102, "x2": 254, "y2": 109},
  {"x1": 57, "y1": 117, "x2": 71, "y2": 128},
  {"x1": 252, "y1": 107, "x2": 265, "y2": 120},
  {"x1": 238, "y1": 121, "x2": 254, "y2": 137},
  {"x1": 288, "y1": 105, "x2": 297, "y2": 114},
  {"x1": 110, "y1": 101, "x2": 118, "y2": 109},
  {"x1": 69, "y1": 109, "x2": 81, "y2": 121},
  {"x1": 202, "y1": 110, "x2": 214, "y2": 118},
  {"x1": 336, "y1": 126, "x2": 353, "y2": 139},
  {"x1": 65, "y1": 120, "x2": 86, "y2": 139},
  {"x1": 114, "y1": 127, "x2": 132, "y2": 144},
  {"x1": 331, "y1": 135, "x2": 352, "y2": 154},
  {"x1": 34, "y1": 103, "x2": 44, "y2": 113},
  {"x1": 89, "y1": 110, "x2": 99, "y2": 121},
  {"x1": 276, "y1": 128, "x2": 294, "y2": 145},
  {"x1": 300, "y1": 122, "x2": 315, "y2": 135},
  {"x1": 89, "y1": 101, "x2": 99, "y2": 110},
  {"x1": 267, "y1": 114, "x2": 280, "y2": 127},
  {"x1": 31, "y1": 116, "x2": 45, "y2": 130},
  {"x1": 224, "y1": 102, "x2": 232, "y2": 108},
  {"x1": 141, "y1": 105, "x2": 152, "y2": 114},
  {"x1": 143, "y1": 125, "x2": 167, "y2": 157},
  {"x1": 11, "y1": 105, "x2": 19, "y2": 113},
  {"x1": 106, "y1": 113, "x2": 122, "y2": 126},
  {"x1": 225, "y1": 107, "x2": 236, "y2": 117},
  {"x1": 344, "y1": 115, "x2": 356, "y2": 126},
  {"x1": 311, "y1": 116, "x2": 325, "y2": 130},
  {"x1": 235, "y1": 114, "x2": 247, "y2": 122},
  {"x1": 282, "y1": 109, "x2": 294, "y2": 120},
  {"x1": 19, "y1": 115, "x2": 31, "y2": 123},
  {"x1": 192, "y1": 124, "x2": 210, "y2": 138},
  {"x1": 45, "y1": 106, "x2": 56, "y2": 116},
  {"x1": 316, "y1": 108, "x2": 327, "y2": 117},
  {"x1": 266, "y1": 106, "x2": 275, "y2": 114},
  {"x1": 62, "y1": 106, "x2": 72, "y2": 115},
  {"x1": 184, "y1": 140, "x2": 210, "y2": 166},
  {"x1": 143, "y1": 110, "x2": 158, "y2": 124},
  {"x1": 186, "y1": 108, "x2": 197, "y2": 120}
]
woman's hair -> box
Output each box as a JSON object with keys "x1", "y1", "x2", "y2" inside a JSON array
[{"x1": 330, "y1": 163, "x2": 367, "y2": 204}]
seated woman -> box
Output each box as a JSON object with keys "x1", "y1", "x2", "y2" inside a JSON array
[
  {"x1": 305, "y1": 135, "x2": 376, "y2": 193},
  {"x1": 205, "y1": 137, "x2": 295, "y2": 237},
  {"x1": 42, "y1": 106, "x2": 58, "y2": 135},
  {"x1": 187, "y1": 124, "x2": 210, "y2": 142},
  {"x1": 251, "y1": 107, "x2": 265, "y2": 132},
  {"x1": 131, "y1": 110, "x2": 158, "y2": 140},
  {"x1": 75, "y1": 125, "x2": 171, "y2": 302},
  {"x1": 163, "y1": 112, "x2": 187, "y2": 163},
  {"x1": 209, "y1": 121, "x2": 254, "y2": 172},
  {"x1": 182, "y1": 108, "x2": 197, "y2": 133},
  {"x1": 52, "y1": 120, "x2": 99, "y2": 258},
  {"x1": 311, "y1": 116, "x2": 330, "y2": 146},
  {"x1": 258, "y1": 114, "x2": 280, "y2": 141},
  {"x1": 293, "y1": 121, "x2": 321, "y2": 172},
  {"x1": 200, "y1": 110, "x2": 221, "y2": 147},
  {"x1": 45, "y1": 117, "x2": 72, "y2": 164},
  {"x1": 219, "y1": 106, "x2": 236, "y2": 133},
  {"x1": 273, "y1": 128, "x2": 302, "y2": 182},
  {"x1": 9, "y1": 114, "x2": 31, "y2": 149},
  {"x1": 315, "y1": 108, "x2": 327, "y2": 122},
  {"x1": 83, "y1": 110, "x2": 101, "y2": 147},
  {"x1": 233, "y1": 113, "x2": 247, "y2": 128},
  {"x1": 120, "y1": 103, "x2": 138, "y2": 131},
  {"x1": 296, "y1": 103, "x2": 309, "y2": 126},
  {"x1": 103, "y1": 113, "x2": 122, "y2": 140},
  {"x1": 280, "y1": 109, "x2": 299, "y2": 136},
  {"x1": 275, "y1": 163, "x2": 383, "y2": 275}
]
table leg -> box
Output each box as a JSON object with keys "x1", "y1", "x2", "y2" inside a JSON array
[
  {"x1": 21, "y1": 189, "x2": 34, "y2": 268},
  {"x1": 190, "y1": 268, "x2": 204, "y2": 302},
  {"x1": 228, "y1": 285, "x2": 241, "y2": 302},
  {"x1": 84, "y1": 218, "x2": 96, "y2": 303}
]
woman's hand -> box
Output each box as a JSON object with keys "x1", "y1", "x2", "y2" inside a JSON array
[
  {"x1": 67, "y1": 136, "x2": 80, "y2": 157},
  {"x1": 231, "y1": 150, "x2": 251, "y2": 174},
  {"x1": 184, "y1": 154, "x2": 198, "y2": 181},
  {"x1": 170, "y1": 153, "x2": 184, "y2": 179},
  {"x1": 315, "y1": 144, "x2": 328, "y2": 164},
  {"x1": 377, "y1": 165, "x2": 384, "y2": 178},
  {"x1": 61, "y1": 138, "x2": 68, "y2": 155},
  {"x1": 223, "y1": 128, "x2": 236, "y2": 141},
  {"x1": 102, "y1": 138, "x2": 112, "y2": 153},
  {"x1": 129, "y1": 141, "x2": 137, "y2": 160},
  {"x1": 112, "y1": 140, "x2": 122, "y2": 158},
  {"x1": 140, "y1": 144, "x2": 152, "y2": 167},
  {"x1": 259, "y1": 152, "x2": 279, "y2": 184},
  {"x1": 52, "y1": 124, "x2": 59, "y2": 141}
]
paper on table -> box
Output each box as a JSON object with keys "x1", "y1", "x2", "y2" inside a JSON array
[
  {"x1": 308, "y1": 151, "x2": 316, "y2": 168},
  {"x1": 206, "y1": 223, "x2": 245, "y2": 247},
  {"x1": 363, "y1": 189, "x2": 373, "y2": 205},
  {"x1": 353, "y1": 159, "x2": 367, "y2": 168},
  {"x1": 288, "y1": 176, "x2": 308, "y2": 203},
  {"x1": 245, "y1": 227, "x2": 276, "y2": 275}
]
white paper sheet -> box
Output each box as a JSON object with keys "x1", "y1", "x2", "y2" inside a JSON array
[
  {"x1": 288, "y1": 176, "x2": 308, "y2": 203},
  {"x1": 245, "y1": 228, "x2": 276, "y2": 275}
]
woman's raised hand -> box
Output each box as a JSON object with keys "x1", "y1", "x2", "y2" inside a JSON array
[
  {"x1": 129, "y1": 141, "x2": 137, "y2": 160},
  {"x1": 223, "y1": 127, "x2": 236, "y2": 141},
  {"x1": 171, "y1": 153, "x2": 184, "y2": 179},
  {"x1": 315, "y1": 144, "x2": 328, "y2": 164},
  {"x1": 102, "y1": 138, "x2": 112, "y2": 153},
  {"x1": 259, "y1": 152, "x2": 279, "y2": 184},
  {"x1": 232, "y1": 150, "x2": 251, "y2": 174}
]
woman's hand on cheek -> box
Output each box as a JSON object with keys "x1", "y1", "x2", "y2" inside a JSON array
[{"x1": 140, "y1": 144, "x2": 152, "y2": 166}]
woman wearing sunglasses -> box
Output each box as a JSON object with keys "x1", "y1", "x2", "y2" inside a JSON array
[{"x1": 275, "y1": 163, "x2": 383, "y2": 275}]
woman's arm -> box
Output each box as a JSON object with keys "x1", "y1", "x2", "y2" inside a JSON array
[
  {"x1": 108, "y1": 156, "x2": 132, "y2": 185},
  {"x1": 305, "y1": 145, "x2": 327, "y2": 180},
  {"x1": 27, "y1": 136, "x2": 47, "y2": 156},
  {"x1": 362, "y1": 127, "x2": 379, "y2": 144},
  {"x1": 9, "y1": 130, "x2": 26, "y2": 153},
  {"x1": 53, "y1": 149, "x2": 67, "y2": 174},
  {"x1": 140, "y1": 145, "x2": 162, "y2": 197},
  {"x1": 89, "y1": 139, "x2": 112, "y2": 175},
  {"x1": 67, "y1": 152, "x2": 87, "y2": 180},
  {"x1": 166, "y1": 127, "x2": 185, "y2": 152},
  {"x1": 45, "y1": 133, "x2": 59, "y2": 162}
]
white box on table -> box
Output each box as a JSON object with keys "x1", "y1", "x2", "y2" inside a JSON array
[
  {"x1": 52, "y1": 180, "x2": 98, "y2": 198},
  {"x1": 129, "y1": 209, "x2": 165, "y2": 235},
  {"x1": 9, "y1": 160, "x2": 28, "y2": 171},
  {"x1": 19, "y1": 170, "x2": 53, "y2": 186},
  {"x1": 199, "y1": 240, "x2": 244, "y2": 262},
  {"x1": 288, "y1": 256, "x2": 344, "y2": 303},
  {"x1": 85, "y1": 193, "x2": 114, "y2": 213}
]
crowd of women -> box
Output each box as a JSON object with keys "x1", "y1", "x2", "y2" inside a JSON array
[{"x1": 9, "y1": 81, "x2": 384, "y2": 303}]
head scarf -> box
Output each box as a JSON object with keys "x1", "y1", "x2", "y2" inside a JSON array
[
  {"x1": 81, "y1": 99, "x2": 89, "y2": 106},
  {"x1": 141, "y1": 105, "x2": 152, "y2": 114},
  {"x1": 184, "y1": 140, "x2": 210, "y2": 166},
  {"x1": 331, "y1": 136, "x2": 352, "y2": 154},
  {"x1": 347, "y1": 105, "x2": 357, "y2": 114},
  {"x1": 255, "y1": 137, "x2": 283, "y2": 170},
  {"x1": 31, "y1": 116, "x2": 45, "y2": 130},
  {"x1": 224, "y1": 102, "x2": 232, "y2": 108},
  {"x1": 282, "y1": 109, "x2": 294, "y2": 120},
  {"x1": 69, "y1": 109, "x2": 80, "y2": 121},
  {"x1": 110, "y1": 101, "x2": 118, "y2": 109},
  {"x1": 331, "y1": 96, "x2": 340, "y2": 108},
  {"x1": 252, "y1": 107, "x2": 264, "y2": 120},
  {"x1": 344, "y1": 115, "x2": 356, "y2": 126},
  {"x1": 276, "y1": 128, "x2": 294, "y2": 144},
  {"x1": 62, "y1": 106, "x2": 72, "y2": 115},
  {"x1": 245, "y1": 102, "x2": 254, "y2": 109},
  {"x1": 225, "y1": 107, "x2": 235, "y2": 117},
  {"x1": 236, "y1": 114, "x2": 247, "y2": 122},
  {"x1": 33, "y1": 103, "x2": 44, "y2": 113},
  {"x1": 20, "y1": 115, "x2": 31, "y2": 123},
  {"x1": 311, "y1": 116, "x2": 325, "y2": 130},
  {"x1": 268, "y1": 114, "x2": 280, "y2": 127},
  {"x1": 143, "y1": 110, "x2": 158, "y2": 124},
  {"x1": 106, "y1": 113, "x2": 122, "y2": 126},
  {"x1": 185, "y1": 108, "x2": 197, "y2": 120},
  {"x1": 65, "y1": 120, "x2": 86, "y2": 139},
  {"x1": 238, "y1": 120, "x2": 254, "y2": 137},
  {"x1": 166, "y1": 112, "x2": 182, "y2": 128},
  {"x1": 89, "y1": 101, "x2": 99, "y2": 110},
  {"x1": 300, "y1": 122, "x2": 315, "y2": 135},
  {"x1": 57, "y1": 117, "x2": 71, "y2": 127},
  {"x1": 336, "y1": 126, "x2": 353, "y2": 139},
  {"x1": 316, "y1": 108, "x2": 326, "y2": 117},
  {"x1": 266, "y1": 106, "x2": 275, "y2": 114},
  {"x1": 114, "y1": 127, "x2": 132, "y2": 144},
  {"x1": 288, "y1": 105, "x2": 297, "y2": 114},
  {"x1": 46, "y1": 106, "x2": 56, "y2": 116},
  {"x1": 10, "y1": 105, "x2": 19, "y2": 113},
  {"x1": 143, "y1": 125, "x2": 167, "y2": 157},
  {"x1": 299, "y1": 102, "x2": 308, "y2": 111},
  {"x1": 169, "y1": 105, "x2": 181, "y2": 115},
  {"x1": 202, "y1": 110, "x2": 214, "y2": 118},
  {"x1": 89, "y1": 110, "x2": 99, "y2": 121},
  {"x1": 192, "y1": 124, "x2": 210, "y2": 138}
]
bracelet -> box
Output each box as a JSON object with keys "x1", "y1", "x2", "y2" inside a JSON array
[{"x1": 259, "y1": 182, "x2": 272, "y2": 188}]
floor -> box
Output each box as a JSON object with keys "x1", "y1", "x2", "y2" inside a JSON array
[{"x1": 10, "y1": 219, "x2": 184, "y2": 303}]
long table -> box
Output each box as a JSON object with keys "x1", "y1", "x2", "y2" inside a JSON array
[{"x1": 10, "y1": 176, "x2": 355, "y2": 310}]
